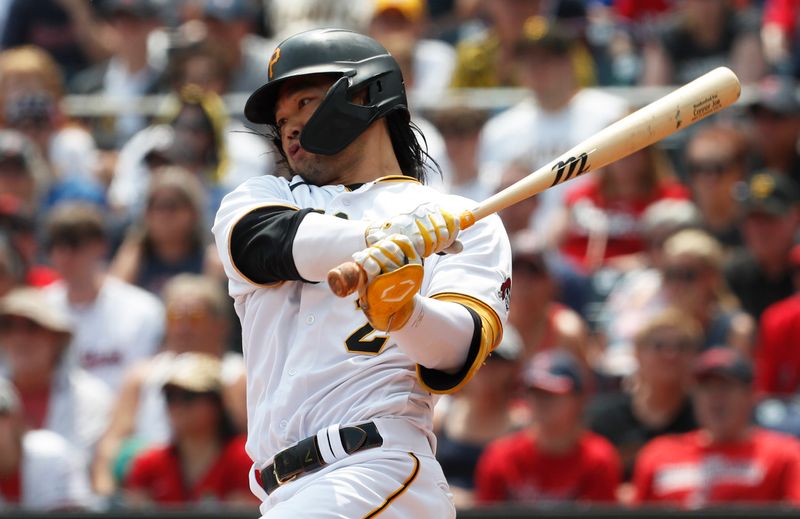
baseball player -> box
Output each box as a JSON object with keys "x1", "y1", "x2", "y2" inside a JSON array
[{"x1": 212, "y1": 29, "x2": 511, "y2": 518}]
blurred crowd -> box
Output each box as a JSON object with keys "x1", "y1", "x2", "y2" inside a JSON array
[{"x1": 1, "y1": 0, "x2": 800, "y2": 513}]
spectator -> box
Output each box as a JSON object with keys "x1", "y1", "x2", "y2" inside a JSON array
[
  {"x1": 431, "y1": 105, "x2": 491, "y2": 202},
  {"x1": 509, "y1": 233, "x2": 588, "y2": 364},
  {"x1": 554, "y1": 145, "x2": 689, "y2": 273},
  {"x1": 663, "y1": 230, "x2": 754, "y2": 350},
  {"x1": 167, "y1": 40, "x2": 232, "y2": 96},
  {"x1": 634, "y1": 347, "x2": 800, "y2": 507},
  {"x1": 110, "y1": 167, "x2": 221, "y2": 295},
  {"x1": 434, "y1": 327, "x2": 524, "y2": 508},
  {"x1": 0, "y1": 194, "x2": 59, "y2": 288},
  {"x1": 684, "y1": 123, "x2": 749, "y2": 248},
  {"x1": 179, "y1": 0, "x2": 272, "y2": 94},
  {"x1": 0, "y1": 377, "x2": 94, "y2": 510},
  {"x1": 366, "y1": 0, "x2": 456, "y2": 106},
  {"x1": 1, "y1": 0, "x2": 111, "y2": 82},
  {"x1": 605, "y1": 229, "x2": 754, "y2": 356},
  {"x1": 0, "y1": 45, "x2": 102, "y2": 195},
  {"x1": 70, "y1": 0, "x2": 166, "y2": 147},
  {"x1": 478, "y1": 17, "x2": 627, "y2": 238},
  {"x1": 91, "y1": 274, "x2": 245, "y2": 498},
  {"x1": 725, "y1": 171, "x2": 800, "y2": 319},
  {"x1": 0, "y1": 130, "x2": 51, "y2": 212},
  {"x1": 450, "y1": 0, "x2": 547, "y2": 87},
  {"x1": 750, "y1": 75, "x2": 800, "y2": 186},
  {"x1": 761, "y1": 0, "x2": 800, "y2": 77},
  {"x1": 43, "y1": 203, "x2": 165, "y2": 393},
  {"x1": 475, "y1": 349, "x2": 621, "y2": 504},
  {"x1": 641, "y1": 0, "x2": 766, "y2": 85},
  {"x1": 588, "y1": 308, "x2": 700, "y2": 480},
  {"x1": 109, "y1": 85, "x2": 273, "y2": 220},
  {"x1": 755, "y1": 244, "x2": 800, "y2": 396},
  {"x1": 122, "y1": 352, "x2": 255, "y2": 507},
  {"x1": 0, "y1": 287, "x2": 112, "y2": 461}
]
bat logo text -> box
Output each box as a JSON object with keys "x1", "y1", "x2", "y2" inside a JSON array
[{"x1": 550, "y1": 152, "x2": 591, "y2": 187}]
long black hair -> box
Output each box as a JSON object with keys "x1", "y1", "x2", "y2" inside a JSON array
[{"x1": 266, "y1": 108, "x2": 441, "y2": 185}]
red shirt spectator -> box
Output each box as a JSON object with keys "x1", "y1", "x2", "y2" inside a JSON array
[
  {"x1": 756, "y1": 294, "x2": 800, "y2": 395},
  {"x1": 558, "y1": 146, "x2": 689, "y2": 271},
  {"x1": 475, "y1": 429, "x2": 621, "y2": 503},
  {"x1": 634, "y1": 428, "x2": 800, "y2": 507},
  {"x1": 125, "y1": 435, "x2": 254, "y2": 505},
  {"x1": 475, "y1": 350, "x2": 621, "y2": 504}
]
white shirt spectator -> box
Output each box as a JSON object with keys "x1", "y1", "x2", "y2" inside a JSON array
[
  {"x1": 478, "y1": 89, "x2": 627, "y2": 236},
  {"x1": 46, "y1": 365, "x2": 113, "y2": 461},
  {"x1": 0, "y1": 430, "x2": 94, "y2": 511},
  {"x1": 44, "y1": 277, "x2": 165, "y2": 394},
  {"x1": 409, "y1": 39, "x2": 456, "y2": 108}
]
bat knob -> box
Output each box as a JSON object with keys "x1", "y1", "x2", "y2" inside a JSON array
[{"x1": 327, "y1": 262, "x2": 364, "y2": 297}]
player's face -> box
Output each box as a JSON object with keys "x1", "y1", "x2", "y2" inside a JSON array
[{"x1": 274, "y1": 76, "x2": 364, "y2": 186}]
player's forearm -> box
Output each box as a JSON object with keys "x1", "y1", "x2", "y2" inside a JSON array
[
  {"x1": 391, "y1": 295, "x2": 473, "y2": 373},
  {"x1": 292, "y1": 212, "x2": 368, "y2": 282}
]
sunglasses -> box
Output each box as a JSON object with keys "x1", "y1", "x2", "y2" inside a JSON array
[
  {"x1": 643, "y1": 337, "x2": 696, "y2": 354},
  {"x1": 687, "y1": 159, "x2": 735, "y2": 177},
  {"x1": 663, "y1": 267, "x2": 702, "y2": 283},
  {"x1": 0, "y1": 316, "x2": 44, "y2": 334},
  {"x1": 164, "y1": 388, "x2": 215, "y2": 405}
]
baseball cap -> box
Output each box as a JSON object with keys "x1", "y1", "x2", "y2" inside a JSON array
[
  {"x1": 0, "y1": 377, "x2": 20, "y2": 414},
  {"x1": 750, "y1": 75, "x2": 800, "y2": 116},
  {"x1": 740, "y1": 171, "x2": 800, "y2": 217},
  {"x1": 694, "y1": 347, "x2": 753, "y2": 384},
  {"x1": 201, "y1": 0, "x2": 255, "y2": 21},
  {"x1": 163, "y1": 352, "x2": 223, "y2": 394},
  {"x1": 516, "y1": 16, "x2": 577, "y2": 56},
  {"x1": 523, "y1": 350, "x2": 585, "y2": 395},
  {"x1": 373, "y1": 0, "x2": 425, "y2": 22},
  {"x1": 0, "y1": 287, "x2": 73, "y2": 335}
]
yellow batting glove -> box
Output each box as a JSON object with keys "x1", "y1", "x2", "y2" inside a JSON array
[
  {"x1": 352, "y1": 235, "x2": 424, "y2": 332},
  {"x1": 365, "y1": 204, "x2": 462, "y2": 259}
]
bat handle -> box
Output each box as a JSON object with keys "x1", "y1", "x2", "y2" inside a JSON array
[
  {"x1": 326, "y1": 210, "x2": 477, "y2": 297},
  {"x1": 327, "y1": 261, "x2": 366, "y2": 297}
]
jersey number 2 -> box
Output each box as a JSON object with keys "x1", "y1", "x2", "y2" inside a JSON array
[{"x1": 345, "y1": 323, "x2": 388, "y2": 355}]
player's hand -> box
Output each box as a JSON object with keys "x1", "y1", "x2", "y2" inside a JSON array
[
  {"x1": 352, "y1": 234, "x2": 424, "y2": 332},
  {"x1": 365, "y1": 204, "x2": 462, "y2": 259}
]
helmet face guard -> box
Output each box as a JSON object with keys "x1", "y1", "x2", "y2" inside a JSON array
[{"x1": 244, "y1": 29, "x2": 409, "y2": 156}]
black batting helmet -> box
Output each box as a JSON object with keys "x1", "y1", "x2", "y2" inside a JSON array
[{"x1": 244, "y1": 28, "x2": 409, "y2": 156}]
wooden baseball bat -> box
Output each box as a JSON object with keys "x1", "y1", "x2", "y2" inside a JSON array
[{"x1": 327, "y1": 66, "x2": 741, "y2": 298}]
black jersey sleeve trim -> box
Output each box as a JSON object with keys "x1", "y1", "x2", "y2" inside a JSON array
[{"x1": 230, "y1": 205, "x2": 320, "y2": 284}]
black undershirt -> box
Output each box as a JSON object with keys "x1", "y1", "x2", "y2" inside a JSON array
[{"x1": 230, "y1": 206, "x2": 319, "y2": 284}]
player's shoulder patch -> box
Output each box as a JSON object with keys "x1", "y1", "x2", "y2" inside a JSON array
[{"x1": 497, "y1": 276, "x2": 511, "y2": 312}]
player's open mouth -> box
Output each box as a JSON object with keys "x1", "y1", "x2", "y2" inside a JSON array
[{"x1": 288, "y1": 143, "x2": 301, "y2": 159}]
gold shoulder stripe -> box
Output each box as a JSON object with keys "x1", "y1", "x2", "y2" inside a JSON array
[
  {"x1": 226, "y1": 203, "x2": 300, "y2": 289},
  {"x1": 362, "y1": 453, "x2": 420, "y2": 518}
]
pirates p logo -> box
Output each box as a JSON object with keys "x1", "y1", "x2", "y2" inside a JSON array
[{"x1": 268, "y1": 48, "x2": 281, "y2": 80}]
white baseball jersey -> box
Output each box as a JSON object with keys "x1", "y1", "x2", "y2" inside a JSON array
[{"x1": 212, "y1": 174, "x2": 511, "y2": 470}]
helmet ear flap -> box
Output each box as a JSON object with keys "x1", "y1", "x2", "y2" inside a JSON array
[{"x1": 300, "y1": 76, "x2": 377, "y2": 155}]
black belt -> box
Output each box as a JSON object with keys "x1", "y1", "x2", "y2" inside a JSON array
[{"x1": 260, "y1": 421, "x2": 383, "y2": 495}]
